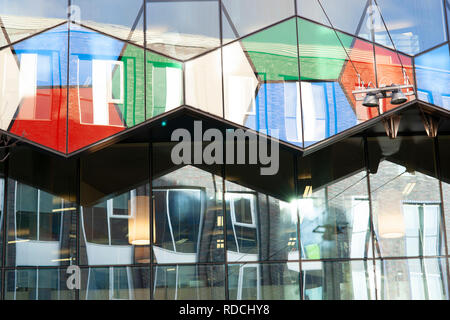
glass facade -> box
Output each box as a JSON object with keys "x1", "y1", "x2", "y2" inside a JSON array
[
  {"x1": 0, "y1": 0, "x2": 449, "y2": 154},
  {"x1": 0, "y1": 0, "x2": 449, "y2": 302}
]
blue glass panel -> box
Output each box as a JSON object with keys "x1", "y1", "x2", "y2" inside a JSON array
[
  {"x1": 375, "y1": 0, "x2": 447, "y2": 55},
  {"x1": 245, "y1": 82, "x2": 303, "y2": 148},
  {"x1": 301, "y1": 82, "x2": 357, "y2": 147},
  {"x1": 415, "y1": 44, "x2": 450, "y2": 109}
]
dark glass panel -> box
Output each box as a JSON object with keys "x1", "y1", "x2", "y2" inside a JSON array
[
  {"x1": 302, "y1": 260, "x2": 375, "y2": 300},
  {"x1": 153, "y1": 264, "x2": 225, "y2": 300},
  {"x1": 228, "y1": 263, "x2": 300, "y2": 300},
  {"x1": 438, "y1": 136, "x2": 450, "y2": 253},
  {"x1": 368, "y1": 136, "x2": 443, "y2": 258},
  {"x1": 5, "y1": 268, "x2": 75, "y2": 300},
  {"x1": 81, "y1": 266, "x2": 150, "y2": 300}
]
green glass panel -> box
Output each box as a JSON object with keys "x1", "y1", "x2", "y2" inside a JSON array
[
  {"x1": 241, "y1": 18, "x2": 299, "y2": 82},
  {"x1": 145, "y1": 52, "x2": 183, "y2": 119},
  {"x1": 298, "y1": 18, "x2": 354, "y2": 81}
]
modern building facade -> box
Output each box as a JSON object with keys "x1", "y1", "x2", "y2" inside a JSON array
[{"x1": 0, "y1": 0, "x2": 449, "y2": 300}]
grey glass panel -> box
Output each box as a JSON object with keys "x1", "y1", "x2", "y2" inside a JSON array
[
  {"x1": 368, "y1": 136, "x2": 443, "y2": 258},
  {"x1": 146, "y1": 0, "x2": 220, "y2": 60},
  {"x1": 71, "y1": 0, "x2": 144, "y2": 45},
  {"x1": 153, "y1": 264, "x2": 225, "y2": 300},
  {"x1": 152, "y1": 165, "x2": 224, "y2": 264},
  {"x1": 298, "y1": 137, "x2": 371, "y2": 259},
  {"x1": 228, "y1": 263, "x2": 300, "y2": 300},
  {"x1": 222, "y1": 0, "x2": 295, "y2": 44},
  {"x1": 302, "y1": 260, "x2": 375, "y2": 300},
  {"x1": 375, "y1": 0, "x2": 447, "y2": 55},
  {"x1": 5, "y1": 268, "x2": 75, "y2": 300},
  {"x1": 376, "y1": 258, "x2": 448, "y2": 300},
  {"x1": 81, "y1": 266, "x2": 150, "y2": 300}
]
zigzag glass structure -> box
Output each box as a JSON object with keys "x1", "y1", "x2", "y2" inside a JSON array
[{"x1": 0, "y1": 0, "x2": 448, "y2": 300}]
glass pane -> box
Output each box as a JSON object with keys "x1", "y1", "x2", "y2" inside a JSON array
[
  {"x1": 146, "y1": 0, "x2": 220, "y2": 61},
  {"x1": 0, "y1": 0, "x2": 66, "y2": 45},
  {"x1": 438, "y1": 136, "x2": 450, "y2": 253},
  {"x1": 299, "y1": 19, "x2": 378, "y2": 146},
  {"x1": 376, "y1": 258, "x2": 448, "y2": 300},
  {"x1": 146, "y1": 51, "x2": 184, "y2": 119},
  {"x1": 415, "y1": 44, "x2": 450, "y2": 110},
  {"x1": 80, "y1": 143, "x2": 150, "y2": 265},
  {"x1": 71, "y1": 0, "x2": 144, "y2": 46},
  {"x1": 5, "y1": 268, "x2": 75, "y2": 300},
  {"x1": 68, "y1": 24, "x2": 149, "y2": 153},
  {"x1": 222, "y1": 0, "x2": 295, "y2": 44},
  {"x1": 374, "y1": 45, "x2": 414, "y2": 113},
  {"x1": 81, "y1": 266, "x2": 150, "y2": 300},
  {"x1": 228, "y1": 263, "x2": 300, "y2": 300},
  {"x1": 0, "y1": 164, "x2": 4, "y2": 266},
  {"x1": 185, "y1": 48, "x2": 223, "y2": 117},
  {"x1": 152, "y1": 164, "x2": 224, "y2": 264},
  {"x1": 368, "y1": 136, "x2": 443, "y2": 258},
  {"x1": 375, "y1": 0, "x2": 447, "y2": 55},
  {"x1": 153, "y1": 265, "x2": 225, "y2": 300},
  {"x1": 302, "y1": 260, "x2": 376, "y2": 300},
  {"x1": 1, "y1": 24, "x2": 68, "y2": 153},
  {"x1": 298, "y1": 137, "x2": 371, "y2": 259},
  {"x1": 224, "y1": 18, "x2": 300, "y2": 146}
]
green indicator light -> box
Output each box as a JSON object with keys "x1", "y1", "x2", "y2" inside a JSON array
[{"x1": 161, "y1": 121, "x2": 167, "y2": 127}]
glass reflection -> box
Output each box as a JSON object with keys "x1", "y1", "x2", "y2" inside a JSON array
[
  {"x1": 154, "y1": 265, "x2": 225, "y2": 300},
  {"x1": 6, "y1": 181, "x2": 76, "y2": 267},
  {"x1": 376, "y1": 258, "x2": 448, "y2": 300},
  {"x1": 81, "y1": 267, "x2": 150, "y2": 300},
  {"x1": 81, "y1": 184, "x2": 150, "y2": 265},
  {"x1": 369, "y1": 137, "x2": 443, "y2": 257},
  {"x1": 5, "y1": 268, "x2": 74, "y2": 300},
  {"x1": 302, "y1": 260, "x2": 376, "y2": 300},
  {"x1": 228, "y1": 263, "x2": 300, "y2": 300},
  {"x1": 152, "y1": 165, "x2": 224, "y2": 264}
]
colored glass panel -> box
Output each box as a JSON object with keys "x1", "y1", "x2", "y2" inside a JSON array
[
  {"x1": 415, "y1": 44, "x2": 450, "y2": 110},
  {"x1": 6, "y1": 24, "x2": 68, "y2": 153},
  {"x1": 0, "y1": 0, "x2": 66, "y2": 46},
  {"x1": 298, "y1": 18, "x2": 353, "y2": 81},
  {"x1": 241, "y1": 18, "x2": 299, "y2": 82},
  {"x1": 375, "y1": 0, "x2": 447, "y2": 55},
  {"x1": 146, "y1": 0, "x2": 220, "y2": 61},
  {"x1": 222, "y1": 0, "x2": 295, "y2": 44},
  {"x1": 71, "y1": 0, "x2": 144, "y2": 46},
  {"x1": 374, "y1": 45, "x2": 414, "y2": 112}
]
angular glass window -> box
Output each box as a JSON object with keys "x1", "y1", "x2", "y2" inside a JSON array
[
  {"x1": 152, "y1": 148, "x2": 224, "y2": 264},
  {"x1": 81, "y1": 266, "x2": 150, "y2": 300},
  {"x1": 71, "y1": 0, "x2": 144, "y2": 46},
  {"x1": 302, "y1": 260, "x2": 376, "y2": 300},
  {"x1": 146, "y1": 0, "x2": 220, "y2": 61},
  {"x1": 0, "y1": 0, "x2": 66, "y2": 45},
  {"x1": 376, "y1": 258, "x2": 448, "y2": 300},
  {"x1": 5, "y1": 268, "x2": 75, "y2": 300},
  {"x1": 0, "y1": 24, "x2": 68, "y2": 153},
  {"x1": 228, "y1": 263, "x2": 300, "y2": 300},
  {"x1": 225, "y1": 147, "x2": 297, "y2": 262},
  {"x1": 185, "y1": 48, "x2": 223, "y2": 117},
  {"x1": 415, "y1": 44, "x2": 450, "y2": 110},
  {"x1": 153, "y1": 264, "x2": 225, "y2": 300},
  {"x1": 368, "y1": 136, "x2": 444, "y2": 258},
  {"x1": 224, "y1": 18, "x2": 301, "y2": 146},
  {"x1": 80, "y1": 143, "x2": 150, "y2": 265},
  {"x1": 222, "y1": 0, "x2": 295, "y2": 44},
  {"x1": 375, "y1": 0, "x2": 448, "y2": 55},
  {"x1": 298, "y1": 137, "x2": 372, "y2": 260},
  {"x1": 299, "y1": 18, "x2": 378, "y2": 146}
]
